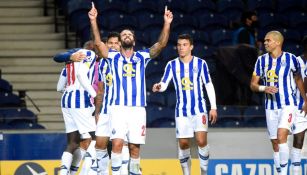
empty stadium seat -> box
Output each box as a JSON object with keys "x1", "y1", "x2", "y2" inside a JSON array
[
  {"x1": 0, "y1": 92, "x2": 21, "y2": 107},
  {"x1": 172, "y1": 14, "x2": 198, "y2": 33},
  {"x1": 258, "y1": 12, "x2": 288, "y2": 30},
  {"x1": 160, "y1": 45, "x2": 178, "y2": 60},
  {"x1": 217, "y1": 0, "x2": 245, "y2": 22},
  {"x1": 283, "y1": 43, "x2": 303, "y2": 56},
  {"x1": 0, "y1": 108, "x2": 37, "y2": 124},
  {"x1": 107, "y1": 14, "x2": 138, "y2": 31},
  {"x1": 0, "y1": 79, "x2": 12, "y2": 93},
  {"x1": 146, "y1": 74, "x2": 163, "y2": 91},
  {"x1": 198, "y1": 14, "x2": 228, "y2": 32},
  {"x1": 193, "y1": 45, "x2": 217, "y2": 59},
  {"x1": 183, "y1": 0, "x2": 216, "y2": 16},
  {"x1": 211, "y1": 29, "x2": 234, "y2": 46},
  {"x1": 243, "y1": 105, "x2": 266, "y2": 127},
  {"x1": 289, "y1": 12, "x2": 307, "y2": 33},
  {"x1": 137, "y1": 12, "x2": 163, "y2": 31},
  {"x1": 166, "y1": 91, "x2": 177, "y2": 108},
  {"x1": 247, "y1": 0, "x2": 275, "y2": 13},
  {"x1": 158, "y1": 0, "x2": 186, "y2": 14},
  {"x1": 9, "y1": 120, "x2": 45, "y2": 129},
  {"x1": 147, "y1": 92, "x2": 166, "y2": 106},
  {"x1": 95, "y1": 0, "x2": 126, "y2": 15},
  {"x1": 128, "y1": 0, "x2": 157, "y2": 14},
  {"x1": 146, "y1": 105, "x2": 175, "y2": 127},
  {"x1": 146, "y1": 60, "x2": 166, "y2": 76},
  {"x1": 150, "y1": 117, "x2": 175, "y2": 128},
  {"x1": 277, "y1": 0, "x2": 306, "y2": 13}
]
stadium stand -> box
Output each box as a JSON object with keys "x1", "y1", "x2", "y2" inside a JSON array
[{"x1": 2, "y1": 0, "x2": 303, "y2": 130}]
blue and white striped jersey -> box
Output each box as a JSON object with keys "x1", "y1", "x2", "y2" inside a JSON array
[
  {"x1": 253, "y1": 52, "x2": 300, "y2": 109},
  {"x1": 296, "y1": 56, "x2": 307, "y2": 110},
  {"x1": 106, "y1": 49, "x2": 151, "y2": 107},
  {"x1": 61, "y1": 49, "x2": 97, "y2": 108},
  {"x1": 161, "y1": 56, "x2": 212, "y2": 117},
  {"x1": 98, "y1": 59, "x2": 113, "y2": 114}
]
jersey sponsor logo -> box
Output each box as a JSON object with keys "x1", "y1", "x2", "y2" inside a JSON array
[
  {"x1": 15, "y1": 162, "x2": 47, "y2": 175},
  {"x1": 266, "y1": 70, "x2": 278, "y2": 82},
  {"x1": 123, "y1": 63, "x2": 136, "y2": 77},
  {"x1": 105, "y1": 73, "x2": 113, "y2": 86},
  {"x1": 181, "y1": 77, "x2": 193, "y2": 90}
]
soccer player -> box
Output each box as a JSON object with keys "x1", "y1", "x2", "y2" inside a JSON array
[
  {"x1": 57, "y1": 49, "x2": 97, "y2": 175},
  {"x1": 250, "y1": 31, "x2": 307, "y2": 175},
  {"x1": 291, "y1": 35, "x2": 307, "y2": 175},
  {"x1": 88, "y1": 3, "x2": 173, "y2": 175},
  {"x1": 152, "y1": 34, "x2": 217, "y2": 175},
  {"x1": 94, "y1": 32, "x2": 125, "y2": 175}
]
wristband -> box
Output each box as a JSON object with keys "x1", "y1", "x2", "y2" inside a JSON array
[{"x1": 258, "y1": 86, "x2": 266, "y2": 92}]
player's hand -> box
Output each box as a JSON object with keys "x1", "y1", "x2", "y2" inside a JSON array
[
  {"x1": 209, "y1": 109, "x2": 217, "y2": 124},
  {"x1": 152, "y1": 83, "x2": 161, "y2": 92},
  {"x1": 164, "y1": 6, "x2": 173, "y2": 24},
  {"x1": 301, "y1": 101, "x2": 307, "y2": 117},
  {"x1": 70, "y1": 51, "x2": 86, "y2": 62},
  {"x1": 264, "y1": 86, "x2": 278, "y2": 94},
  {"x1": 88, "y1": 2, "x2": 98, "y2": 20}
]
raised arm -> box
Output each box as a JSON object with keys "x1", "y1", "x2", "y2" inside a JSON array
[
  {"x1": 149, "y1": 6, "x2": 173, "y2": 58},
  {"x1": 88, "y1": 2, "x2": 108, "y2": 59}
]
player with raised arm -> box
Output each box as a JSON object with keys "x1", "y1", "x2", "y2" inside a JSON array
[{"x1": 88, "y1": 3, "x2": 173, "y2": 174}]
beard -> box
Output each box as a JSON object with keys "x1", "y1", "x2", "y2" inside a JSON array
[{"x1": 121, "y1": 39, "x2": 134, "y2": 49}]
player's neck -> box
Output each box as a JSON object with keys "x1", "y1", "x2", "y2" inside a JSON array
[
  {"x1": 179, "y1": 54, "x2": 193, "y2": 63},
  {"x1": 121, "y1": 47, "x2": 134, "y2": 58},
  {"x1": 270, "y1": 49, "x2": 282, "y2": 59}
]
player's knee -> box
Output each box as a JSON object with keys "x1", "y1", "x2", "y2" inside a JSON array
[
  {"x1": 293, "y1": 135, "x2": 304, "y2": 149},
  {"x1": 67, "y1": 142, "x2": 79, "y2": 153},
  {"x1": 196, "y1": 139, "x2": 207, "y2": 147}
]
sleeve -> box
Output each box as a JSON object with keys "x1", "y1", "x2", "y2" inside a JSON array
[
  {"x1": 53, "y1": 48, "x2": 80, "y2": 63},
  {"x1": 159, "y1": 62, "x2": 173, "y2": 92},
  {"x1": 56, "y1": 68, "x2": 67, "y2": 92},
  {"x1": 291, "y1": 54, "x2": 299, "y2": 74},
  {"x1": 205, "y1": 82, "x2": 217, "y2": 110},
  {"x1": 253, "y1": 57, "x2": 262, "y2": 77},
  {"x1": 76, "y1": 63, "x2": 97, "y2": 97},
  {"x1": 200, "y1": 61, "x2": 212, "y2": 84}
]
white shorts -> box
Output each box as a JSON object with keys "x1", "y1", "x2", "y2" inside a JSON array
[
  {"x1": 292, "y1": 109, "x2": 307, "y2": 134},
  {"x1": 95, "y1": 113, "x2": 111, "y2": 137},
  {"x1": 62, "y1": 107, "x2": 96, "y2": 135},
  {"x1": 175, "y1": 113, "x2": 208, "y2": 138},
  {"x1": 266, "y1": 106, "x2": 295, "y2": 139},
  {"x1": 109, "y1": 106, "x2": 146, "y2": 144}
]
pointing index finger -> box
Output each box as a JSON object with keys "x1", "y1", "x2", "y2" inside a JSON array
[
  {"x1": 165, "y1": 5, "x2": 167, "y2": 12},
  {"x1": 92, "y1": 2, "x2": 95, "y2": 8}
]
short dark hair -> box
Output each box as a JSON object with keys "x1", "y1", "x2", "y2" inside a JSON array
[
  {"x1": 178, "y1": 34, "x2": 194, "y2": 45},
  {"x1": 241, "y1": 11, "x2": 257, "y2": 23},
  {"x1": 107, "y1": 31, "x2": 120, "y2": 41}
]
